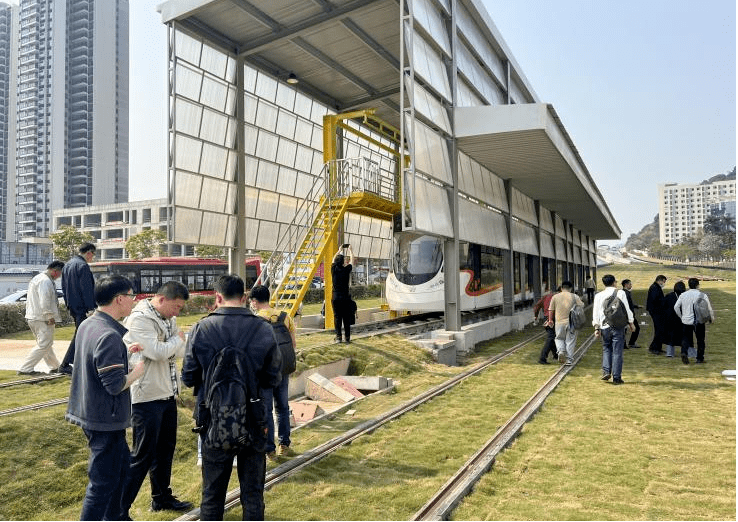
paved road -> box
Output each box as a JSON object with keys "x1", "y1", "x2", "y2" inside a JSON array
[{"x1": 0, "y1": 339, "x2": 69, "y2": 372}]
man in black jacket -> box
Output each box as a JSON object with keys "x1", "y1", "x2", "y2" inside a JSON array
[
  {"x1": 646, "y1": 275, "x2": 667, "y2": 354},
  {"x1": 181, "y1": 274, "x2": 281, "y2": 521},
  {"x1": 59, "y1": 242, "x2": 97, "y2": 374},
  {"x1": 621, "y1": 279, "x2": 641, "y2": 348}
]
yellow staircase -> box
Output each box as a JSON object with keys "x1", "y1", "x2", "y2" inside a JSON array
[{"x1": 270, "y1": 195, "x2": 351, "y2": 313}]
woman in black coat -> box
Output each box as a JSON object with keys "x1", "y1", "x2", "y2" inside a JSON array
[{"x1": 663, "y1": 281, "x2": 686, "y2": 357}]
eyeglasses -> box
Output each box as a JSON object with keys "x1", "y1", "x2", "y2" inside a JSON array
[{"x1": 119, "y1": 292, "x2": 136, "y2": 299}]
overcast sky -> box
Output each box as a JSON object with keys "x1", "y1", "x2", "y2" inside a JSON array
[{"x1": 128, "y1": 0, "x2": 736, "y2": 245}]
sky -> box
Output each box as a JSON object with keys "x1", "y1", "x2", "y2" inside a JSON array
[{"x1": 128, "y1": 0, "x2": 736, "y2": 246}]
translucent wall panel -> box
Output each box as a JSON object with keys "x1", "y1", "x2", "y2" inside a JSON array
[
  {"x1": 555, "y1": 236, "x2": 567, "y2": 261},
  {"x1": 511, "y1": 188, "x2": 537, "y2": 226},
  {"x1": 554, "y1": 214, "x2": 566, "y2": 238},
  {"x1": 410, "y1": 79, "x2": 451, "y2": 135},
  {"x1": 511, "y1": 219, "x2": 539, "y2": 255},
  {"x1": 456, "y1": 42, "x2": 503, "y2": 105},
  {"x1": 406, "y1": 24, "x2": 452, "y2": 101},
  {"x1": 539, "y1": 231, "x2": 555, "y2": 258},
  {"x1": 459, "y1": 198, "x2": 508, "y2": 249},
  {"x1": 458, "y1": 152, "x2": 508, "y2": 212},
  {"x1": 413, "y1": 120, "x2": 451, "y2": 185},
  {"x1": 573, "y1": 248, "x2": 582, "y2": 264},
  {"x1": 457, "y1": 79, "x2": 485, "y2": 107},
  {"x1": 456, "y1": 3, "x2": 506, "y2": 86},
  {"x1": 414, "y1": 177, "x2": 453, "y2": 237},
  {"x1": 539, "y1": 205, "x2": 554, "y2": 234},
  {"x1": 509, "y1": 76, "x2": 529, "y2": 104},
  {"x1": 572, "y1": 228, "x2": 581, "y2": 246},
  {"x1": 412, "y1": 0, "x2": 450, "y2": 56}
]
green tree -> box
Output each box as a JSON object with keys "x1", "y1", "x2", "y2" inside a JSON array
[
  {"x1": 194, "y1": 245, "x2": 226, "y2": 259},
  {"x1": 49, "y1": 225, "x2": 95, "y2": 261},
  {"x1": 125, "y1": 229, "x2": 166, "y2": 260}
]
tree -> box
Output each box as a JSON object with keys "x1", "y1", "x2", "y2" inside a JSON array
[
  {"x1": 125, "y1": 229, "x2": 166, "y2": 259},
  {"x1": 194, "y1": 245, "x2": 226, "y2": 259},
  {"x1": 49, "y1": 225, "x2": 95, "y2": 261},
  {"x1": 698, "y1": 234, "x2": 723, "y2": 260}
]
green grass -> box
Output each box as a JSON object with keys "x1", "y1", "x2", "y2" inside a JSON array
[{"x1": 0, "y1": 264, "x2": 733, "y2": 520}]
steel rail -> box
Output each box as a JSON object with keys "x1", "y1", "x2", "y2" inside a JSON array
[
  {"x1": 0, "y1": 397, "x2": 68, "y2": 417},
  {"x1": 0, "y1": 373, "x2": 66, "y2": 389},
  {"x1": 411, "y1": 334, "x2": 597, "y2": 521},
  {"x1": 175, "y1": 330, "x2": 545, "y2": 521}
]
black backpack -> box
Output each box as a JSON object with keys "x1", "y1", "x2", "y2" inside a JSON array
[
  {"x1": 200, "y1": 327, "x2": 267, "y2": 452},
  {"x1": 268, "y1": 311, "x2": 296, "y2": 375},
  {"x1": 603, "y1": 292, "x2": 629, "y2": 329}
]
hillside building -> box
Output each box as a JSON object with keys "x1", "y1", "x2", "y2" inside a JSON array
[{"x1": 658, "y1": 179, "x2": 736, "y2": 246}]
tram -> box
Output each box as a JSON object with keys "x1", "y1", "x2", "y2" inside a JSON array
[{"x1": 386, "y1": 232, "x2": 540, "y2": 312}]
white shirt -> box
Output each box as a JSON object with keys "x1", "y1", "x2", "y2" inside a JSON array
[
  {"x1": 591, "y1": 286, "x2": 633, "y2": 330},
  {"x1": 25, "y1": 271, "x2": 61, "y2": 322},
  {"x1": 674, "y1": 288, "x2": 714, "y2": 325}
]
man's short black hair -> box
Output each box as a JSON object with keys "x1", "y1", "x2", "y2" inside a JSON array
[
  {"x1": 561, "y1": 281, "x2": 573, "y2": 290},
  {"x1": 156, "y1": 280, "x2": 190, "y2": 301},
  {"x1": 673, "y1": 281, "x2": 687, "y2": 294},
  {"x1": 214, "y1": 274, "x2": 244, "y2": 300},
  {"x1": 688, "y1": 277, "x2": 700, "y2": 289},
  {"x1": 79, "y1": 243, "x2": 96, "y2": 255},
  {"x1": 47, "y1": 260, "x2": 65, "y2": 271},
  {"x1": 95, "y1": 275, "x2": 134, "y2": 306},
  {"x1": 249, "y1": 284, "x2": 270, "y2": 303},
  {"x1": 655, "y1": 274, "x2": 667, "y2": 283},
  {"x1": 621, "y1": 279, "x2": 631, "y2": 287},
  {"x1": 602, "y1": 274, "x2": 616, "y2": 287}
]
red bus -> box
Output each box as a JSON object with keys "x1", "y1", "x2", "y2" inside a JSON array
[{"x1": 90, "y1": 257, "x2": 262, "y2": 296}]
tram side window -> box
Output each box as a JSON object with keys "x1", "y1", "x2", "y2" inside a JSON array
[{"x1": 480, "y1": 246, "x2": 503, "y2": 288}]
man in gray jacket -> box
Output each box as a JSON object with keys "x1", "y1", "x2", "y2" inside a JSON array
[{"x1": 119, "y1": 281, "x2": 193, "y2": 518}]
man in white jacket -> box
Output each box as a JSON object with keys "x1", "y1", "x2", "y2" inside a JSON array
[
  {"x1": 591, "y1": 274, "x2": 635, "y2": 385},
  {"x1": 18, "y1": 261, "x2": 65, "y2": 375},
  {"x1": 118, "y1": 281, "x2": 193, "y2": 518},
  {"x1": 674, "y1": 277, "x2": 715, "y2": 365}
]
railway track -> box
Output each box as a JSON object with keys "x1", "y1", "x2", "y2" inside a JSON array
[
  {"x1": 411, "y1": 334, "x2": 596, "y2": 521},
  {"x1": 0, "y1": 373, "x2": 65, "y2": 388},
  {"x1": 0, "y1": 397, "x2": 68, "y2": 417},
  {"x1": 175, "y1": 329, "x2": 546, "y2": 521}
]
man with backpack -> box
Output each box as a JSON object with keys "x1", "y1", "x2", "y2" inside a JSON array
[
  {"x1": 592, "y1": 274, "x2": 635, "y2": 385},
  {"x1": 181, "y1": 275, "x2": 281, "y2": 521},
  {"x1": 674, "y1": 278, "x2": 714, "y2": 365},
  {"x1": 534, "y1": 286, "x2": 559, "y2": 364},
  {"x1": 249, "y1": 284, "x2": 297, "y2": 460},
  {"x1": 546, "y1": 281, "x2": 584, "y2": 366}
]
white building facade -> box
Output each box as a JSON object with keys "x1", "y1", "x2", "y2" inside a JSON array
[
  {"x1": 14, "y1": 0, "x2": 128, "y2": 240},
  {"x1": 658, "y1": 179, "x2": 737, "y2": 246},
  {"x1": 53, "y1": 198, "x2": 196, "y2": 261},
  {"x1": 0, "y1": 2, "x2": 18, "y2": 242}
]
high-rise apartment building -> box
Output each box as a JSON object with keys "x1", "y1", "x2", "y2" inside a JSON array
[
  {"x1": 0, "y1": 2, "x2": 18, "y2": 242},
  {"x1": 14, "y1": 0, "x2": 128, "y2": 240},
  {"x1": 658, "y1": 179, "x2": 737, "y2": 245}
]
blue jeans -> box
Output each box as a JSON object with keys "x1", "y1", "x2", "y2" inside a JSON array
[
  {"x1": 601, "y1": 327, "x2": 625, "y2": 380},
  {"x1": 200, "y1": 436, "x2": 266, "y2": 520},
  {"x1": 262, "y1": 374, "x2": 291, "y2": 452},
  {"x1": 80, "y1": 429, "x2": 130, "y2": 521}
]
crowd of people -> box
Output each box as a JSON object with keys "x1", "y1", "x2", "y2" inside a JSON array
[
  {"x1": 534, "y1": 273, "x2": 716, "y2": 384},
  {"x1": 15, "y1": 240, "x2": 719, "y2": 519}
]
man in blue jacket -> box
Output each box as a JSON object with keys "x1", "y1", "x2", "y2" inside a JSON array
[
  {"x1": 59, "y1": 242, "x2": 97, "y2": 374},
  {"x1": 182, "y1": 274, "x2": 281, "y2": 521},
  {"x1": 66, "y1": 275, "x2": 145, "y2": 520}
]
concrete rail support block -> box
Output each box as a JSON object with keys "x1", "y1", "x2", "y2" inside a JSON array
[
  {"x1": 340, "y1": 375, "x2": 392, "y2": 392},
  {"x1": 331, "y1": 376, "x2": 365, "y2": 398},
  {"x1": 291, "y1": 402, "x2": 325, "y2": 424},
  {"x1": 306, "y1": 373, "x2": 357, "y2": 403},
  {"x1": 289, "y1": 357, "x2": 351, "y2": 398}
]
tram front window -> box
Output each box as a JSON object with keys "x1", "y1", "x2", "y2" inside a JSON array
[{"x1": 393, "y1": 233, "x2": 443, "y2": 285}]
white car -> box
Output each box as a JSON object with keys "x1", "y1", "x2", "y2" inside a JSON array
[{"x1": 0, "y1": 288, "x2": 65, "y2": 304}]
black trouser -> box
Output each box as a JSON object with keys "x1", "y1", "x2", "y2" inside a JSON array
[
  {"x1": 332, "y1": 297, "x2": 351, "y2": 341},
  {"x1": 120, "y1": 398, "x2": 178, "y2": 516},
  {"x1": 628, "y1": 320, "x2": 640, "y2": 346},
  {"x1": 200, "y1": 438, "x2": 266, "y2": 521},
  {"x1": 681, "y1": 323, "x2": 706, "y2": 361},
  {"x1": 60, "y1": 312, "x2": 87, "y2": 368},
  {"x1": 648, "y1": 312, "x2": 665, "y2": 351},
  {"x1": 586, "y1": 288, "x2": 594, "y2": 304},
  {"x1": 80, "y1": 429, "x2": 130, "y2": 521},
  {"x1": 538, "y1": 326, "x2": 556, "y2": 362}
]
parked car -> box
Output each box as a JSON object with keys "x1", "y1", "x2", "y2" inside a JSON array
[{"x1": 0, "y1": 288, "x2": 65, "y2": 304}]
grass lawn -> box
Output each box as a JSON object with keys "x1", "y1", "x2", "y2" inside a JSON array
[{"x1": 0, "y1": 263, "x2": 733, "y2": 520}]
